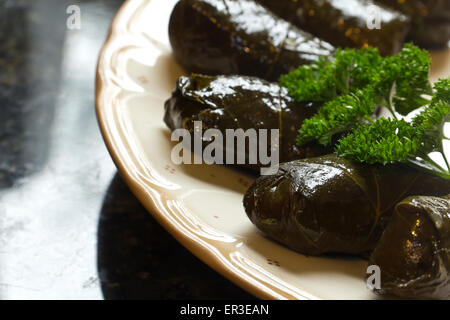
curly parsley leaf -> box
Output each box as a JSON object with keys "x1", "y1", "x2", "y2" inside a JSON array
[
  {"x1": 378, "y1": 43, "x2": 433, "y2": 116},
  {"x1": 288, "y1": 44, "x2": 434, "y2": 147},
  {"x1": 279, "y1": 47, "x2": 383, "y2": 102},
  {"x1": 336, "y1": 78, "x2": 450, "y2": 178},
  {"x1": 335, "y1": 118, "x2": 421, "y2": 165},
  {"x1": 297, "y1": 88, "x2": 376, "y2": 146}
]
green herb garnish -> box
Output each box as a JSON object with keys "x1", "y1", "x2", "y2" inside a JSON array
[
  {"x1": 279, "y1": 47, "x2": 383, "y2": 102},
  {"x1": 282, "y1": 43, "x2": 449, "y2": 179},
  {"x1": 335, "y1": 118, "x2": 422, "y2": 165},
  {"x1": 297, "y1": 87, "x2": 376, "y2": 146},
  {"x1": 282, "y1": 44, "x2": 433, "y2": 146},
  {"x1": 336, "y1": 79, "x2": 450, "y2": 178},
  {"x1": 378, "y1": 44, "x2": 433, "y2": 116}
]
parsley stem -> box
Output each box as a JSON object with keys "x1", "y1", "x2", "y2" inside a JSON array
[
  {"x1": 385, "y1": 96, "x2": 398, "y2": 120},
  {"x1": 408, "y1": 159, "x2": 450, "y2": 179},
  {"x1": 439, "y1": 146, "x2": 450, "y2": 171},
  {"x1": 385, "y1": 85, "x2": 399, "y2": 120},
  {"x1": 364, "y1": 115, "x2": 375, "y2": 124},
  {"x1": 423, "y1": 167, "x2": 450, "y2": 180},
  {"x1": 388, "y1": 107, "x2": 399, "y2": 120},
  {"x1": 444, "y1": 155, "x2": 450, "y2": 172},
  {"x1": 423, "y1": 154, "x2": 448, "y2": 173}
]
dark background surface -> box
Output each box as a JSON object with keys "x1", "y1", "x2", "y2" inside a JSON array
[{"x1": 0, "y1": 0, "x2": 254, "y2": 299}]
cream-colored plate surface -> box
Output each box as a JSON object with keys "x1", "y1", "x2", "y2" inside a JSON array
[{"x1": 96, "y1": 0, "x2": 450, "y2": 300}]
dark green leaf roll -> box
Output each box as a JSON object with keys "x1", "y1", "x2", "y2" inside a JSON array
[
  {"x1": 368, "y1": 195, "x2": 450, "y2": 299},
  {"x1": 376, "y1": 0, "x2": 450, "y2": 48},
  {"x1": 406, "y1": 18, "x2": 450, "y2": 49},
  {"x1": 243, "y1": 154, "x2": 450, "y2": 255},
  {"x1": 168, "y1": 0, "x2": 335, "y2": 81},
  {"x1": 164, "y1": 74, "x2": 331, "y2": 171},
  {"x1": 376, "y1": 0, "x2": 450, "y2": 21},
  {"x1": 256, "y1": 0, "x2": 410, "y2": 56}
]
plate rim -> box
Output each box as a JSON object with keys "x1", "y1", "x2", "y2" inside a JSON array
[{"x1": 95, "y1": 0, "x2": 319, "y2": 300}]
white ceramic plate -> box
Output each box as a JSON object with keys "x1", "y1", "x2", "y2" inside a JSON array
[{"x1": 96, "y1": 0, "x2": 450, "y2": 300}]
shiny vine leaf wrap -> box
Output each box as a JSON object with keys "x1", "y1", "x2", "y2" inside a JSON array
[
  {"x1": 163, "y1": 74, "x2": 332, "y2": 171},
  {"x1": 243, "y1": 154, "x2": 450, "y2": 256},
  {"x1": 369, "y1": 195, "x2": 450, "y2": 299},
  {"x1": 169, "y1": 0, "x2": 334, "y2": 81}
]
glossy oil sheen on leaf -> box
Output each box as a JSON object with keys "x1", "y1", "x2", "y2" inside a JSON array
[
  {"x1": 168, "y1": 0, "x2": 335, "y2": 81},
  {"x1": 256, "y1": 0, "x2": 411, "y2": 56},
  {"x1": 244, "y1": 154, "x2": 450, "y2": 255},
  {"x1": 375, "y1": 0, "x2": 450, "y2": 48},
  {"x1": 164, "y1": 74, "x2": 332, "y2": 171},
  {"x1": 368, "y1": 195, "x2": 450, "y2": 299}
]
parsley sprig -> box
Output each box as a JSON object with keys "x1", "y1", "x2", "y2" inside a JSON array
[
  {"x1": 281, "y1": 44, "x2": 433, "y2": 146},
  {"x1": 280, "y1": 44, "x2": 449, "y2": 179},
  {"x1": 381, "y1": 44, "x2": 433, "y2": 116},
  {"x1": 297, "y1": 87, "x2": 376, "y2": 146},
  {"x1": 336, "y1": 79, "x2": 450, "y2": 179},
  {"x1": 279, "y1": 47, "x2": 384, "y2": 102}
]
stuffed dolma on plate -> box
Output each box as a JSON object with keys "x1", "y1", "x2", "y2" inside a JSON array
[
  {"x1": 243, "y1": 154, "x2": 450, "y2": 255},
  {"x1": 256, "y1": 0, "x2": 410, "y2": 56},
  {"x1": 368, "y1": 195, "x2": 450, "y2": 300},
  {"x1": 164, "y1": 74, "x2": 331, "y2": 171},
  {"x1": 406, "y1": 17, "x2": 450, "y2": 49},
  {"x1": 376, "y1": 0, "x2": 450, "y2": 48},
  {"x1": 169, "y1": 0, "x2": 335, "y2": 81},
  {"x1": 375, "y1": 0, "x2": 450, "y2": 21}
]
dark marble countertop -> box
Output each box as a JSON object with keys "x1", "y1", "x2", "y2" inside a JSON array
[{"x1": 0, "y1": 0, "x2": 253, "y2": 300}]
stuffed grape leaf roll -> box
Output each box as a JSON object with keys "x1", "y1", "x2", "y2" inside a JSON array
[
  {"x1": 375, "y1": 0, "x2": 450, "y2": 21},
  {"x1": 164, "y1": 74, "x2": 331, "y2": 171},
  {"x1": 407, "y1": 19, "x2": 450, "y2": 49},
  {"x1": 168, "y1": 0, "x2": 335, "y2": 81},
  {"x1": 376, "y1": 0, "x2": 450, "y2": 48},
  {"x1": 368, "y1": 195, "x2": 450, "y2": 299},
  {"x1": 256, "y1": 0, "x2": 410, "y2": 56},
  {"x1": 243, "y1": 154, "x2": 450, "y2": 255}
]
